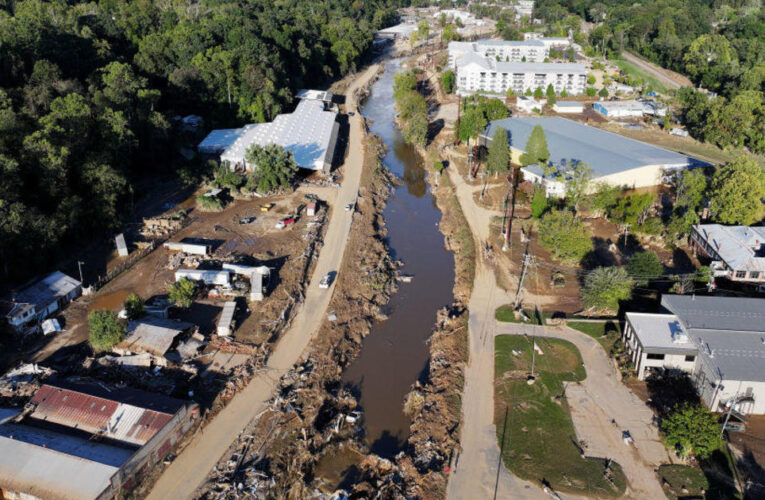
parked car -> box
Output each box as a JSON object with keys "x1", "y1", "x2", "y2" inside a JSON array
[
  {"x1": 239, "y1": 217, "x2": 256, "y2": 224},
  {"x1": 345, "y1": 203, "x2": 354, "y2": 211},
  {"x1": 319, "y1": 273, "x2": 333, "y2": 289}
]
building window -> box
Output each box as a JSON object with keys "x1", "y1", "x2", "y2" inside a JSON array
[
  {"x1": 735, "y1": 270, "x2": 746, "y2": 279},
  {"x1": 750, "y1": 271, "x2": 761, "y2": 279},
  {"x1": 646, "y1": 353, "x2": 665, "y2": 360},
  {"x1": 685, "y1": 355, "x2": 696, "y2": 362}
]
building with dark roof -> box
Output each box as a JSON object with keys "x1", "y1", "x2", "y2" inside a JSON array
[
  {"x1": 622, "y1": 295, "x2": 765, "y2": 414},
  {"x1": 480, "y1": 117, "x2": 705, "y2": 197},
  {"x1": 690, "y1": 224, "x2": 765, "y2": 285},
  {"x1": 4, "y1": 271, "x2": 81, "y2": 333},
  {"x1": 0, "y1": 381, "x2": 197, "y2": 499}
]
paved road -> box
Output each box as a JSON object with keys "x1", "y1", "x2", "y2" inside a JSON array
[
  {"x1": 622, "y1": 51, "x2": 693, "y2": 90},
  {"x1": 146, "y1": 64, "x2": 380, "y2": 500},
  {"x1": 494, "y1": 322, "x2": 670, "y2": 499}
]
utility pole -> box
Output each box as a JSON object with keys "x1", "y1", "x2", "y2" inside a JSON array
[
  {"x1": 455, "y1": 96, "x2": 461, "y2": 146},
  {"x1": 77, "y1": 260, "x2": 85, "y2": 286},
  {"x1": 514, "y1": 250, "x2": 532, "y2": 307}
]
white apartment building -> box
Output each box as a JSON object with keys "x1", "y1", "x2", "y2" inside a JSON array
[
  {"x1": 455, "y1": 52, "x2": 587, "y2": 95},
  {"x1": 523, "y1": 33, "x2": 573, "y2": 50},
  {"x1": 448, "y1": 40, "x2": 548, "y2": 68}
]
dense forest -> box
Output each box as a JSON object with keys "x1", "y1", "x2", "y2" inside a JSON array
[
  {"x1": 532, "y1": 0, "x2": 764, "y2": 154},
  {"x1": 0, "y1": 0, "x2": 404, "y2": 284}
]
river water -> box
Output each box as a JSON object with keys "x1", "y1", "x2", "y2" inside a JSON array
[{"x1": 341, "y1": 58, "x2": 456, "y2": 458}]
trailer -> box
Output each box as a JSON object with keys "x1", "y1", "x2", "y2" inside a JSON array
[
  {"x1": 217, "y1": 301, "x2": 236, "y2": 336},
  {"x1": 175, "y1": 269, "x2": 230, "y2": 286},
  {"x1": 163, "y1": 241, "x2": 211, "y2": 256}
]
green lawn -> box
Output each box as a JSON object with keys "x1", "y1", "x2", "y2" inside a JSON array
[
  {"x1": 613, "y1": 59, "x2": 669, "y2": 94},
  {"x1": 495, "y1": 305, "x2": 547, "y2": 325},
  {"x1": 657, "y1": 464, "x2": 708, "y2": 500},
  {"x1": 568, "y1": 320, "x2": 621, "y2": 354},
  {"x1": 495, "y1": 335, "x2": 627, "y2": 497}
]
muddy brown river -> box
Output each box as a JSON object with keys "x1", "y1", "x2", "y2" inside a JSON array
[{"x1": 341, "y1": 58, "x2": 455, "y2": 458}]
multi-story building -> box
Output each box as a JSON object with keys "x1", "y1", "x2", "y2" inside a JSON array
[
  {"x1": 690, "y1": 224, "x2": 765, "y2": 285},
  {"x1": 448, "y1": 40, "x2": 548, "y2": 68},
  {"x1": 454, "y1": 52, "x2": 586, "y2": 95},
  {"x1": 622, "y1": 295, "x2": 765, "y2": 415}
]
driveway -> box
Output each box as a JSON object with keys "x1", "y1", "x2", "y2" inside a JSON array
[{"x1": 146, "y1": 63, "x2": 381, "y2": 500}]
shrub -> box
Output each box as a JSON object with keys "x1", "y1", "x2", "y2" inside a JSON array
[
  {"x1": 168, "y1": 277, "x2": 195, "y2": 308},
  {"x1": 196, "y1": 194, "x2": 224, "y2": 212},
  {"x1": 582, "y1": 267, "x2": 633, "y2": 314},
  {"x1": 88, "y1": 310, "x2": 125, "y2": 352},
  {"x1": 531, "y1": 186, "x2": 548, "y2": 218},
  {"x1": 124, "y1": 293, "x2": 145, "y2": 320},
  {"x1": 538, "y1": 210, "x2": 593, "y2": 263},
  {"x1": 662, "y1": 403, "x2": 722, "y2": 459},
  {"x1": 627, "y1": 251, "x2": 663, "y2": 286}
]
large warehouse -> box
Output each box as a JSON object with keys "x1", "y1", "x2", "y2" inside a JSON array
[
  {"x1": 480, "y1": 117, "x2": 704, "y2": 196},
  {"x1": 198, "y1": 90, "x2": 339, "y2": 174}
]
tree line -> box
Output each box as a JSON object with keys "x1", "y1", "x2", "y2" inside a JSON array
[{"x1": 0, "y1": 0, "x2": 404, "y2": 284}]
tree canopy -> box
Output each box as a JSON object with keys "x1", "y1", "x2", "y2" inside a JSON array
[
  {"x1": 168, "y1": 277, "x2": 196, "y2": 309},
  {"x1": 245, "y1": 144, "x2": 299, "y2": 193},
  {"x1": 627, "y1": 251, "x2": 663, "y2": 286},
  {"x1": 124, "y1": 293, "x2": 145, "y2": 321},
  {"x1": 581, "y1": 267, "x2": 633, "y2": 314},
  {"x1": 708, "y1": 156, "x2": 765, "y2": 225},
  {"x1": 538, "y1": 209, "x2": 593, "y2": 264},
  {"x1": 487, "y1": 127, "x2": 510, "y2": 175},
  {"x1": 662, "y1": 403, "x2": 722, "y2": 460},
  {"x1": 519, "y1": 125, "x2": 550, "y2": 167},
  {"x1": 88, "y1": 310, "x2": 126, "y2": 352}
]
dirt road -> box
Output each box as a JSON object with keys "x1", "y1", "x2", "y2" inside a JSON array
[
  {"x1": 495, "y1": 322, "x2": 670, "y2": 498},
  {"x1": 622, "y1": 51, "x2": 693, "y2": 90},
  {"x1": 146, "y1": 63, "x2": 380, "y2": 500}
]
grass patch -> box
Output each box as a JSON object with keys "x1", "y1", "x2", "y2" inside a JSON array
[
  {"x1": 613, "y1": 59, "x2": 668, "y2": 93},
  {"x1": 495, "y1": 305, "x2": 548, "y2": 325},
  {"x1": 568, "y1": 320, "x2": 621, "y2": 353},
  {"x1": 495, "y1": 335, "x2": 627, "y2": 497},
  {"x1": 658, "y1": 464, "x2": 708, "y2": 500}
]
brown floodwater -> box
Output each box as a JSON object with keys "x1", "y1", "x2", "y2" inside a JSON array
[
  {"x1": 341, "y1": 58, "x2": 456, "y2": 458},
  {"x1": 88, "y1": 289, "x2": 133, "y2": 312}
]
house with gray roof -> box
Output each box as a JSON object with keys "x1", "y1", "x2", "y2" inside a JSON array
[
  {"x1": 690, "y1": 224, "x2": 765, "y2": 286},
  {"x1": 622, "y1": 294, "x2": 765, "y2": 414},
  {"x1": 480, "y1": 117, "x2": 705, "y2": 197},
  {"x1": 4, "y1": 271, "x2": 82, "y2": 333}
]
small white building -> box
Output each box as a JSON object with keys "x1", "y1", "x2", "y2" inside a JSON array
[
  {"x1": 593, "y1": 100, "x2": 645, "y2": 118},
  {"x1": 175, "y1": 269, "x2": 231, "y2": 286},
  {"x1": 4, "y1": 271, "x2": 82, "y2": 332},
  {"x1": 516, "y1": 96, "x2": 546, "y2": 113},
  {"x1": 552, "y1": 100, "x2": 583, "y2": 114},
  {"x1": 622, "y1": 295, "x2": 765, "y2": 415},
  {"x1": 216, "y1": 301, "x2": 236, "y2": 337},
  {"x1": 163, "y1": 241, "x2": 211, "y2": 257}
]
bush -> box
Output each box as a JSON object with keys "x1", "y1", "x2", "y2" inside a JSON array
[
  {"x1": 440, "y1": 70, "x2": 455, "y2": 93},
  {"x1": 585, "y1": 87, "x2": 597, "y2": 97},
  {"x1": 196, "y1": 194, "x2": 225, "y2": 212},
  {"x1": 88, "y1": 310, "x2": 125, "y2": 352},
  {"x1": 530, "y1": 186, "x2": 548, "y2": 218},
  {"x1": 662, "y1": 403, "x2": 722, "y2": 459},
  {"x1": 538, "y1": 210, "x2": 593, "y2": 264},
  {"x1": 168, "y1": 277, "x2": 195, "y2": 308},
  {"x1": 124, "y1": 293, "x2": 145, "y2": 320},
  {"x1": 581, "y1": 267, "x2": 633, "y2": 314},
  {"x1": 635, "y1": 216, "x2": 663, "y2": 235},
  {"x1": 627, "y1": 251, "x2": 663, "y2": 286}
]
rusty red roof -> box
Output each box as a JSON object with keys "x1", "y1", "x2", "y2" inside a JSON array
[{"x1": 30, "y1": 385, "x2": 118, "y2": 434}]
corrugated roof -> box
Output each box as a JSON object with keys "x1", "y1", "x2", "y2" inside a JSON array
[
  {"x1": 483, "y1": 117, "x2": 702, "y2": 178},
  {"x1": 661, "y1": 295, "x2": 765, "y2": 382},
  {"x1": 10, "y1": 271, "x2": 80, "y2": 311},
  {"x1": 694, "y1": 224, "x2": 765, "y2": 273},
  {"x1": 29, "y1": 383, "x2": 183, "y2": 446},
  {"x1": 116, "y1": 317, "x2": 194, "y2": 356},
  {"x1": 197, "y1": 125, "x2": 256, "y2": 154}
]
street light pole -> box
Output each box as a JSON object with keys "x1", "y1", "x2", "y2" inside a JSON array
[{"x1": 77, "y1": 260, "x2": 85, "y2": 286}]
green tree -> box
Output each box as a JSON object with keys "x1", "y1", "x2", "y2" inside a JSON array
[
  {"x1": 581, "y1": 267, "x2": 633, "y2": 314},
  {"x1": 442, "y1": 23, "x2": 458, "y2": 44},
  {"x1": 564, "y1": 162, "x2": 593, "y2": 213},
  {"x1": 124, "y1": 293, "x2": 145, "y2": 320},
  {"x1": 531, "y1": 186, "x2": 548, "y2": 219},
  {"x1": 533, "y1": 87, "x2": 544, "y2": 98},
  {"x1": 168, "y1": 277, "x2": 195, "y2": 309},
  {"x1": 609, "y1": 193, "x2": 654, "y2": 225},
  {"x1": 662, "y1": 403, "x2": 722, "y2": 459},
  {"x1": 245, "y1": 144, "x2": 299, "y2": 193},
  {"x1": 487, "y1": 127, "x2": 509, "y2": 175},
  {"x1": 88, "y1": 310, "x2": 126, "y2": 352},
  {"x1": 538, "y1": 210, "x2": 593, "y2": 264},
  {"x1": 684, "y1": 34, "x2": 735, "y2": 85},
  {"x1": 417, "y1": 20, "x2": 430, "y2": 41},
  {"x1": 545, "y1": 84, "x2": 557, "y2": 105},
  {"x1": 519, "y1": 125, "x2": 550, "y2": 167},
  {"x1": 585, "y1": 87, "x2": 597, "y2": 97},
  {"x1": 598, "y1": 87, "x2": 609, "y2": 98},
  {"x1": 440, "y1": 70, "x2": 456, "y2": 94},
  {"x1": 675, "y1": 169, "x2": 708, "y2": 211},
  {"x1": 627, "y1": 252, "x2": 663, "y2": 286},
  {"x1": 590, "y1": 183, "x2": 620, "y2": 216},
  {"x1": 709, "y1": 156, "x2": 765, "y2": 225}
]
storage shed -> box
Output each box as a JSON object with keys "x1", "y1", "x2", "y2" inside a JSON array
[{"x1": 216, "y1": 301, "x2": 236, "y2": 337}]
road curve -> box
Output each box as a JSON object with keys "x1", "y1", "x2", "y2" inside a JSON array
[{"x1": 146, "y1": 64, "x2": 380, "y2": 500}]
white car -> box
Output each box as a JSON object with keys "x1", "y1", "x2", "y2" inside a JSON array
[
  {"x1": 345, "y1": 203, "x2": 353, "y2": 211},
  {"x1": 319, "y1": 273, "x2": 333, "y2": 289}
]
